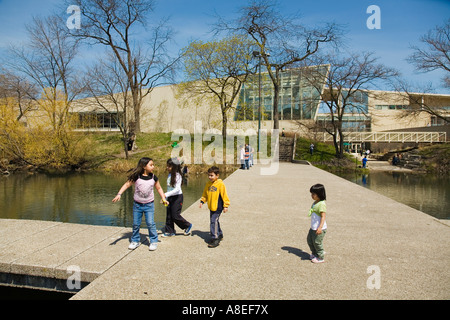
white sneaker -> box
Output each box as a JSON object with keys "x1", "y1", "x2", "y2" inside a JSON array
[
  {"x1": 149, "y1": 243, "x2": 157, "y2": 251},
  {"x1": 128, "y1": 242, "x2": 140, "y2": 250}
]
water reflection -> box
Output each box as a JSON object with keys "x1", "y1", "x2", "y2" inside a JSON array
[
  {"x1": 0, "y1": 171, "x2": 222, "y2": 229},
  {"x1": 336, "y1": 171, "x2": 450, "y2": 219}
]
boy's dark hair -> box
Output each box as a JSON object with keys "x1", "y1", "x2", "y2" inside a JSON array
[
  {"x1": 310, "y1": 184, "x2": 326, "y2": 201},
  {"x1": 207, "y1": 166, "x2": 220, "y2": 175}
]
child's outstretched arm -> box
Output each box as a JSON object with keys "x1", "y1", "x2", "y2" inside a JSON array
[
  {"x1": 112, "y1": 180, "x2": 133, "y2": 202},
  {"x1": 155, "y1": 180, "x2": 169, "y2": 205}
]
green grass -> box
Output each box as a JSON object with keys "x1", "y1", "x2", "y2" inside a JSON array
[{"x1": 294, "y1": 137, "x2": 363, "y2": 172}]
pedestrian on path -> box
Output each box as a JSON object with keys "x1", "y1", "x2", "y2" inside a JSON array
[
  {"x1": 244, "y1": 144, "x2": 250, "y2": 170},
  {"x1": 310, "y1": 143, "x2": 314, "y2": 155},
  {"x1": 307, "y1": 184, "x2": 327, "y2": 263},
  {"x1": 161, "y1": 158, "x2": 193, "y2": 238},
  {"x1": 362, "y1": 156, "x2": 368, "y2": 168},
  {"x1": 112, "y1": 157, "x2": 168, "y2": 251},
  {"x1": 199, "y1": 166, "x2": 230, "y2": 248}
]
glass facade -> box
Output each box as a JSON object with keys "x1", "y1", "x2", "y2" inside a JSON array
[
  {"x1": 72, "y1": 112, "x2": 124, "y2": 130},
  {"x1": 234, "y1": 66, "x2": 329, "y2": 121}
]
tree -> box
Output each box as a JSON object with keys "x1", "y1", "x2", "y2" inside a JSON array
[
  {"x1": 2, "y1": 14, "x2": 86, "y2": 168},
  {"x1": 408, "y1": 19, "x2": 450, "y2": 89},
  {"x1": 178, "y1": 35, "x2": 255, "y2": 137},
  {"x1": 0, "y1": 71, "x2": 38, "y2": 121},
  {"x1": 400, "y1": 19, "x2": 450, "y2": 124},
  {"x1": 83, "y1": 52, "x2": 134, "y2": 159},
  {"x1": 216, "y1": 0, "x2": 341, "y2": 130},
  {"x1": 69, "y1": 0, "x2": 178, "y2": 133},
  {"x1": 303, "y1": 52, "x2": 398, "y2": 158}
]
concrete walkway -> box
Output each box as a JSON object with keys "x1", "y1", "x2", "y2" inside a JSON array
[{"x1": 69, "y1": 162, "x2": 449, "y2": 300}]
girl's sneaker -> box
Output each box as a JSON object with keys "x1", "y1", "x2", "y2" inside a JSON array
[
  {"x1": 149, "y1": 243, "x2": 157, "y2": 251},
  {"x1": 311, "y1": 257, "x2": 325, "y2": 263},
  {"x1": 184, "y1": 224, "x2": 193, "y2": 236},
  {"x1": 161, "y1": 232, "x2": 175, "y2": 238},
  {"x1": 128, "y1": 242, "x2": 140, "y2": 250}
]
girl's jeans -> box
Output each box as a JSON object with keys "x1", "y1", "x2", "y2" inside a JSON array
[{"x1": 131, "y1": 201, "x2": 158, "y2": 244}]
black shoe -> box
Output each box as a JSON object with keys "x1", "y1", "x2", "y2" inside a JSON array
[
  {"x1": 218, "y1": 234, "x2": 223, "y2": 241},
  {"x1": 208, "y1": 239, "x2": 220, "y2": 248}
]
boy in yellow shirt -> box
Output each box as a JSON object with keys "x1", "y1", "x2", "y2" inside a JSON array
[{"x1": 199, "y1": 166, "x2": 230, "y2": 248}]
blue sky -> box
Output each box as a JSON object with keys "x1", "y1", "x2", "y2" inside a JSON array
[{"x1": 0, "y1": 0, "x2": 449, "y2": 92}]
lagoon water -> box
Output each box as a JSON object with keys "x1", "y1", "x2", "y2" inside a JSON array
[
  {"x1": 0, "y1": 171, "x2": 220, "y2": 229},
  {"x1": 336, "y1": 171, "x2": 450, "y2": 220}
]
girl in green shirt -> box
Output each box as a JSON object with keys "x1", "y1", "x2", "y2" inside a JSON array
[{"x1": 307, "y1": 184, "x2": 327, "y2": 263}]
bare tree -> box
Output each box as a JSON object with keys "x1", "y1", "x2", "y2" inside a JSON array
[
  {"x1": 0, "y1": 71, "x2": 38, "y2": 121},
  {"x1": 68, "y1": 0, "x2": 178, "y2": 133},
  {"x1": 178, "y1": 35, "x2": 255, "y2": 137},
  {"x1": 83, "y1": 52, "x2": 134, "y2": 158},
  {"x1": 408, "y1": 19, "x2": 450, "y2": 89},
  {"x1": 303, "y1": 52, "x2": 398, "y2": 158},
  {"x1": 216, "y1": 0, "x2": 342, "y2": 130},
  {"x1": 394, "y1": 79, "x2": 449, "y2": 125},
  {"x1": 7, "y1": 15, "x2": 82, "y2": 127},
  {"x1": 399, "y1": 19, "x2": 450, "y2": 124}
]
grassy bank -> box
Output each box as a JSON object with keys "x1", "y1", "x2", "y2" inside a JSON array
[
  {"x1": 74, "y1": 132, "x2": 239, "y2": 175},
  {"x1": 293, "y1": 137, "x2": 365, "y2": 173}
]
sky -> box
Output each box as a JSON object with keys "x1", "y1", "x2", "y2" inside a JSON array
[{"x1": 0, "y1": 0, "x2": 449, "y2": 93}]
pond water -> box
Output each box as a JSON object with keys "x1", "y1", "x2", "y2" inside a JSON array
[
  {"x1": 335, "y1": 171, "x2": 450, "y2": 220},
  {"x1": 0, "y1": 170, "x2": 230, "y2": 229}
]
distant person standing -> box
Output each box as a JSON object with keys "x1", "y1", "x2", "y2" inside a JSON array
[
  {"x1": 362, "y1": 156, "x2": 368, "y2": 168},
  {"x1": 310, "y1": 143, "x2": 315, "y2": 155},
  {"x1": 244, "y1": 144, "x2": 250, "y2": 170}
]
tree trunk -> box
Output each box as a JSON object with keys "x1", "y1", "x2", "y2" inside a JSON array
[{"x1": 272, "y1": 83, "x2": 280, "y2": 130}]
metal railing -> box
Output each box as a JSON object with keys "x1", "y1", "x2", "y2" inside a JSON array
[{"x1": 323, "y1": 132, "x2": 447, "y2": 143}]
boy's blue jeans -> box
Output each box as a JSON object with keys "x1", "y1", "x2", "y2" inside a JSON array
[
  {"x1": 210, "y1": 210, "x2": 223, "y2": 239},
  {"x1": 131, "y1": 201, "x2": 158, "y2": 244}
]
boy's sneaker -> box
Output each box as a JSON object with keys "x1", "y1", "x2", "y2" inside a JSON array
[
  {"x1": 311, "y1": 257, "x2": 325, "y2": 263},
  {"x1": 161, "y1": 232, "x2": 175, "y2": 238},
  {"x1": 149, "y1": 243, "x2": 157, "y2": 251},
  {"x1": 309, "y1": 254, "x2": 316, "y2": 260},
  {"x1": 184, "y1": 224, "x2": 193, "y2": 236},
  {"x1": 128, "y1": 242, "x2": 140, "y2": 250},
  {"x1": 208, "y1": 239, "x2": 220, "y2": 248}
]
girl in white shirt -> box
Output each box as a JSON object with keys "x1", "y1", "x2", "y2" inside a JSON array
[{"x1": 162, "y1": 158, "x2": 192, "y2": 237}]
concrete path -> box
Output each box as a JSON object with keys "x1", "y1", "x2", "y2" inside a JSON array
[
  {"x1": 70, "y1": 163, "x2": 449, "y2": 300},
  {"x1": 0, "y1": 219, "x2": 130, "y2": 287}
]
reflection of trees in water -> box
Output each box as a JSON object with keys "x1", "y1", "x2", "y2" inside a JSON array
[
  {"x1": 0, "y1": 172, "x2": 228, "y2": 227},
  {"x1": 337, "y1": 171, "x2": 449, "y2": 219}
]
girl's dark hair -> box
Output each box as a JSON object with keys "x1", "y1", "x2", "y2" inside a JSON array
[
  {"x1": 127, "y1": 157, "x2": 152, "y2": 182},
  {"x1": 167, "y1": 158, "x2": 182, "y2": 187},
  {"x1": 310, "y1": 184, "x2": 326, "y2": 201}
]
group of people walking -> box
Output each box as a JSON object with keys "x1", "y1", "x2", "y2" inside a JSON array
[{"x1": 112, "y1": 156, "x2": 327, "y2": 262}]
